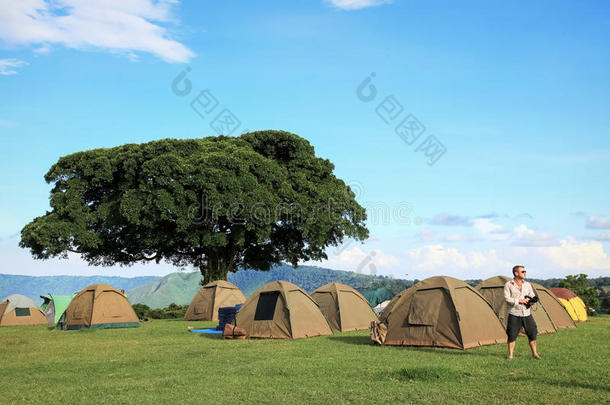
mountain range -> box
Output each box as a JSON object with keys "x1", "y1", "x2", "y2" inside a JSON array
[
  {"x1": 5, "y1": 264, "x2": 599, "y2": 310},
  {"x1": 1, "y1": 264, "x2": 409, "y2": 308},
  {"x1": 126, "y1": 263, "x2": 410, "y2": 308},
  {"x1": 0, "y1": 273, "x2": 158, "y2": 304}
]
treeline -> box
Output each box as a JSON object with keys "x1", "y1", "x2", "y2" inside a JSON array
[
  {"x1": 590, "y1": 277, "x2": 610, "y2": 289},
  {"x1": 230, "y1": 265, "x2": 610, "y2": 309},
  {"x1": 463, "y1": 277, "x2": 609, "y2": 290},
  {"x1": 132, "y1": 273, "x2": 610, "y2": 316},
  {"x1": 463, "y1": 278, "x2": 562, "y2": 288},
  {"x1": 129, "y1": 266, "x2": 610, "y2": 315},
  {"x1": 229, "y1": 263, "x2": 413, "y2": 297},
  {"x1": 132, "y1": 303, "x2": 188, "y2": 320},
  {"x1": 233, "y1": 264, "x2": 610, "y2": 295}
]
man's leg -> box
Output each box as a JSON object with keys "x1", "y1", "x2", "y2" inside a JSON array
[
  {"x1": 506, "y1": 315, "x2": 520, "y2": 359},
  {"x1": 529, "y1": 339, "x2": 540, "y2": 359},
  {"x1": 524, "y1": 315, "x2": 540, "y2": 359}
]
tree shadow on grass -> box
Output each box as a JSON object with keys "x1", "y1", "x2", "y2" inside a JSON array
[
  {"x1": 407, "y1": 346, "x2": 502, "y2": 358},
  {"x1": 518, "y1": 376, "x2": 610, "y2": 393},
  {"x1": 329, "y1": 335, "x2": 373, "y2": 346}
]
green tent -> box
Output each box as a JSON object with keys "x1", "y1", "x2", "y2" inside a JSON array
[
  {"x1": 40, "y1": 294, "x2": 74, "y2": 324},
  {"x1": 361, "y1": 287, "x2": 395, "y2": 307}
]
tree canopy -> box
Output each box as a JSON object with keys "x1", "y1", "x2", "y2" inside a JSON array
[{"x1": 20, "y1": 131, "x2": 369, "y2": 282}]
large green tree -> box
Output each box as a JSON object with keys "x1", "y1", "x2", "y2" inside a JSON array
[{"x1": 20, "y1": 131, "x2": 368, "y2": 282}]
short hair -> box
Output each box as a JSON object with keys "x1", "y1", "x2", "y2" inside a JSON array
[{"x1": 512, "y1": 265, "x2": 524, "y2": 275}]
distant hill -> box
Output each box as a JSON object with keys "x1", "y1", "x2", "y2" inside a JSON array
[
  {"x1": 229, "y1": 263, "x2": 411, "y2": 296},
  {"x1": 1, "y1": 265, "x2": 406, "y2": 309},
  {"x1": 126, "y1": 272, "x2": 202, "y2": 309},
  {"x1": 126, "y1": 264, "x2": 413, "y2": 308},
  {"x1": 0, "y1": 274, "x2": 159, "y2": 305}
]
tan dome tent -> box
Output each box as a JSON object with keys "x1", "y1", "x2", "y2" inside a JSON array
[
  {"x1": 531, "y1": 283, "x2": 575, "y2": 329},
  {"x1": 311, "y1": 283, "x2": 378, "y2": 332},
  {"x1": 184, "y1": 280, "x2": 246, "y2": 322},
  {"x1": 550, "y1": 287, "x2": 588, "y2": 322},
  {"x1": 379, "y1": 288, "x2": 410, "y2": 319},
  {"x1": 235, "y1": 280, "x2": 332, "y2": 339},
  {"x1": 475, "y1": 276, "x2": 557, "y2": 335},
  {"x1": 0, "y1": 294, "x2": 47, "y2": 327},
  {"x1": 378, "y1": 276, "x2": 506, "y2": 349},
  {"x1": 58, "y1": 284, "x2": 139, "y2": 330}
]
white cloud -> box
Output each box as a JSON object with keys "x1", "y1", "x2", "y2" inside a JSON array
[
  {"x1": 304, "y1": 246, "x2": 400, "y2": 275},
  {"x1": 0, "y1": 0, "x2": 194, "y2": 63},
  {"x1": 406, "y1": 245, "x2": 469, "y2": 270},
  {"x1": 513, "y1": 238, "x2": 610, "y2": 273},
  {"x1": 473, "y1": 218, "x2": 501, "y2": 233},
  {"x1": 0, "y1": 239, "x2": 179, "y2": 276},
  {"x1": 404, "y1": 245, "x2": 510, "y2": 276},
  {"x1": 468, "y1": 250, "x2": 507, "y2": 270},
  {"x1": 472, "y1": 218, "x2": 510, "y2": 241},
  {"x1": 0, "y1": 58, "x2": 28, "y2": 75},
  {"x1": 586, "y1": 216, "x2": 610, "y2": 230},
  {"x1": 596, "y1": 231, "x2": 610, "y2": 241},
  {"x1": 511, "y1": 224, "x2": 560, "y2": 247},
  {"x1": 33, "y1": 43, "x2": 52, "y2": 55},
  {"x1": 417, "y1": 229, "x2": 435, "y2": 242},
  {"x1": 5, "y1": 231, "x2": 610, "y2": 279},
  {"x1": 401, "y1": 239, "x2": 610, "y2": 280},
  {"x1": 546, "y1": 239, "x2": 610, "y2": 270},
  {"x1": 442, "y1": 234, "x2": 480, "y2": 243},
  {"x1": 325, "y1": 0, "x2": 393, "y2": 10},
  {"x1": 431, "y1": 213, "x2": 471, "y2": 226}
]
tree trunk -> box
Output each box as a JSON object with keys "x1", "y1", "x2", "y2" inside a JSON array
[{"x1": 199, "y1": 253, "x2": 234, "y2": 284}]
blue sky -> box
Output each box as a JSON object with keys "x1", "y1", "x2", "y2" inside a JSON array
[{"x1": 1, "y1": 0, "x2": 609, "y2": 279}]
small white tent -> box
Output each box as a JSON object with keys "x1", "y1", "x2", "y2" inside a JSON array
[{"x1": 373, "y1": 299, "x2": 391, "y2": 314}]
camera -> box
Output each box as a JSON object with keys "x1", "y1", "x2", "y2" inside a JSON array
[{"x1": 524, "y1": 295, "x2": 539, "y2": 309}]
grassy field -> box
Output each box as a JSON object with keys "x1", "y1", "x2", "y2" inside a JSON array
[{"x1": 1, "y1": 317, "x2": 608, "y2": 404}]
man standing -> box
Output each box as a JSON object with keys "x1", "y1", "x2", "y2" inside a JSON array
[{"x1": 504, "y1": 265, "x2": 541, "y2": 359}]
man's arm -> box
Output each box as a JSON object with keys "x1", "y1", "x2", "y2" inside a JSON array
[{"x1": 504, "y1": 283, "x2": 518, "y2": 305}]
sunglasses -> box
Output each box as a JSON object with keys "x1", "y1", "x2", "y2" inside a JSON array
[{"x1": 520, "y1": 271, "x2": 527, "y2": 274}]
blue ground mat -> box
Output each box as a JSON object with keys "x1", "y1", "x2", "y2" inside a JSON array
[{"x1": 188, "y1": 328, "x2": 223, "y2": 334}]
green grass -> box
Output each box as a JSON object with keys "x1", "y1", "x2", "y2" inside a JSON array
[{"x1": 1, "y1": 317, "x2": 609, "y2": 404}]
